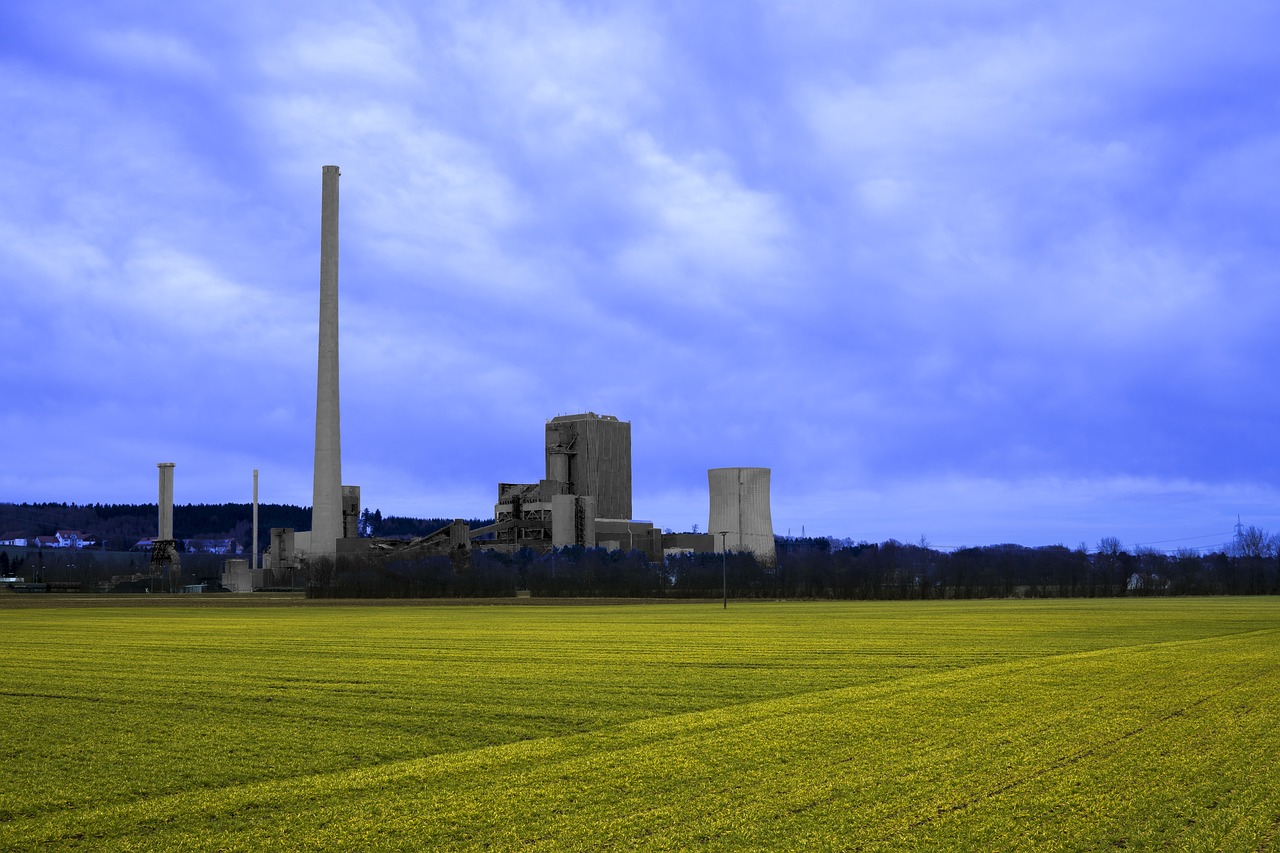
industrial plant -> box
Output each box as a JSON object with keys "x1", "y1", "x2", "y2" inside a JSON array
[{"x1": 186, "y1": 166, "x2": 773, "y2": 592}]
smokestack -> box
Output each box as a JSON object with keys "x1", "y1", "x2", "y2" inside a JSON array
[
  {"x1": 157, "y1": 462, "x2": 175, "y2": 541},
  {"x1": 311, "y1": 165, "x2": 343, "y2": 556}
]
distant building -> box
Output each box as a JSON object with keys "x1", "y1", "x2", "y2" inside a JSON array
[
  {"x1": 400, "y1": 412, "x2": 776, "y2": 566},
  {"x1": 54, "y1": 530, "x2": 94, "y2": 549},
  {"x1": 0, "y1": 532, "x2": 28, "y2": 547},
  {"x1": 661, "y1": 532, "x2": 714, "y2": 558},
  {"x1": 220, "y1": 559, "x2": 261, "y2": 593}
]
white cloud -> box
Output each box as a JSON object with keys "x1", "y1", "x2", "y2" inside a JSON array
[
  {"x1": 0, "y1": 219, "x2": 111, "y2": 300},
  {"x1": 448, "y1": 3, "x2": 663, "y2": 148},
  {"x1": 614, "y1": 133, "x2": 792, "y2": 304},
  {"x1": 269, "y1": 21, "x2": 418, "y2": 85},
  {"x1": 85, "y1": 28, "x2": 215, "y2": 78}
]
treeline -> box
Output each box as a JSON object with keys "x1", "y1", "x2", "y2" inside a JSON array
[
  {"x1": 761, "y1": 536, "x2": 1279, "y2": 598},
  {"x1": 355, "y1": 509, "x2": 493, "y2": 539},
  {"x1": 0, "y1": 503, "x2": 480, "y2": 553},
  {"x1": 312, "y1": 547, "x2": 670, "y2": 598},
  {"x1": 311, "y1": 532, "x2": 1280, "y2": 599},
  {"x1": 0, "y1": 502, "x2": 312, "y2": 552}
]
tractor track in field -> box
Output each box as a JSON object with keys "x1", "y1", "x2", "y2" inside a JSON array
[{"x1": 871, "y1": 672, "x2": 1255, "y2": 846}]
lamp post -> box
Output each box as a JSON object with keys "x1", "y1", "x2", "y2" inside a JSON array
[{"x1": 718, "y1": 531, "x2": 729, "y2": 610}]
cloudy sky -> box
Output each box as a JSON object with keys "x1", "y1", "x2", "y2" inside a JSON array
[{"x1": 4, "y1": 1, "x2": 1279, "y2": 550}]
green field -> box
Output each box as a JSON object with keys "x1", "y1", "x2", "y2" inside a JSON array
[{"x1": 1, "y1": 597, "x2": 1278, "y2": 850}]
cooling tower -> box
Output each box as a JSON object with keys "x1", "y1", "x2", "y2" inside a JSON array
[
  {"x1": 708, "y1": 467, "x2": 776, "y2": 566},
  {"x1": 311, "y1": 165, "x2": 343, "y2": 557}
]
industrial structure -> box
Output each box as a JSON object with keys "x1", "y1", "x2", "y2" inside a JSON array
[
  {"x1": 223, "y1": 166, "x2": 778, "y2": 585},
  {"x1": 151, "y1": 462, "x2": 180, "y2": 579},
  {"x1": 364, "y1": 414, "x2": 760, "y2": 565},
  {"x1": 708, "y1": 467, "x2": 777, "y2": 566},
  {"x1": 462, "y1": 412, "x2": 633, "y2": 551}
]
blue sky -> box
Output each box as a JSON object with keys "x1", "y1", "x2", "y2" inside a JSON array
[{"x1": 4, "y1": 1, "x2": 1279, "y2": 551}]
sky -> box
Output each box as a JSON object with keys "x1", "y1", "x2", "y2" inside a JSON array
[{"x1": 4, "y1": 1, "x2": 1279, "y2": 552}]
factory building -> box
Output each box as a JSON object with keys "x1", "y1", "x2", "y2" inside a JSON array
[
  {"x1": 474, "y1": 413, "x2": 633, "y2": 551},
  {"x1": 338, "y1": 417, "x2": 774, "y2": 568}
]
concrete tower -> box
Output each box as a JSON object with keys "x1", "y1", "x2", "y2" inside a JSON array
[
  {"x1": 152, "y1": 461, "x2": 181, "y2": 580},
  {"x1": 311, "y1": 165, "x2": 343, "y2": 557},
  {"x1": 708, "y1": 467, "x2": 776, "y2": 566},
  {"x1": 157, "y1": 462, "x2": 175, "y2": 541}
]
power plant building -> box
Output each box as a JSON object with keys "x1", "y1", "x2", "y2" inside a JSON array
[
  {"x1": 545, "y1": 413, "x2": 632, "y2": 521},
  {"x1": 474, "y1": 413, "x2": 642, "y2": 554},
  {"x1": 167, "y1": 166, "x2": 790, "y2": 594},
  {"x1": 398, "y1": 419, "x2": 776, "y2": 567},
  {"x1": 708, "y1": 467, "x2": 776, "y2": 566},
  {"x1": 290, "y1": 168, "x2": 778, "y2": 570}
]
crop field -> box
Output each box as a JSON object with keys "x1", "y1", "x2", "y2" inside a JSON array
[{"x1": 1, "y1": 597, "x2": 1278, "y2": 850}]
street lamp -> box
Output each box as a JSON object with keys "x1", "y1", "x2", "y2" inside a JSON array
[{"x1": 717, "y1": 531, "x2": 729, "y2": 609}]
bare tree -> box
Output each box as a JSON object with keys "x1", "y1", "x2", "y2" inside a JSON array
[
  {"x1": 1094, "y1": 537, "x2": 1126, "y2": 595},
  {"x1": 1231, "y1": 525, "x2": 1278, "y2": 559},
  {"x1": 1096, "y1": 536, "x2": 1123, "y2": 557}
]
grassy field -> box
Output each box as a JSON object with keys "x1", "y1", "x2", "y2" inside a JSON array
[{"x1": 1, "y1": 597, "x2": 1278, "y2": 850}]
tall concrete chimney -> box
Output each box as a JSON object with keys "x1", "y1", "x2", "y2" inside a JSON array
[
  {"x1": 311, "y1": 165, "x2": 343, "y2": 556},
  {"x1": 157, "y1": 462, "x2": 175, "y2": 541}
]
